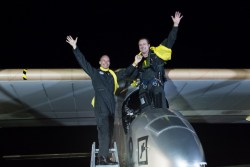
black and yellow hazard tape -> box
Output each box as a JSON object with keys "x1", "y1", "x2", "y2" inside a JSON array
[{"x1": 23, "y1": 69, "x2": 27, "y2": 80}]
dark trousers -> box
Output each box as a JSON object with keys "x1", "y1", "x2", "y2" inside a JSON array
[
  {"x1": 96, "y1": 113, "x2": 114, "y2": 157},
  {"x1": 139, "y1": 83, "x2": 168, "y2": 109}
]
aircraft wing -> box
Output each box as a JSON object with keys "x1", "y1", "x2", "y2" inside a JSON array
[
  {"x1": 0, "y1": 68, "x2": 250, "y2": 127},
  {"x1": 165, "y1": 69, "x2": 250, "y2": 124},
  {"x1": 0, "y1": 69, "x2": 95, "y2": 127}
]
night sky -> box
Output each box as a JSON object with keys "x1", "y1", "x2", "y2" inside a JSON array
[
  {"x1": 1, "y1": 1, "x2": 250, "y2": 167},
  {"x1": 2, "y1": 0, "x2": 250, "y2": 69}
]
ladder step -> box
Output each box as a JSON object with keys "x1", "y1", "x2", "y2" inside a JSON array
[
  {"x1": 90, "y1": 141, "x2": 120, "y2": 167},
  {"x1": 96, "y1": 165, "x2": 119, "y2": 167},
  {"x1": 95, "y1": 148, "x2": 116, "y2": 152}
]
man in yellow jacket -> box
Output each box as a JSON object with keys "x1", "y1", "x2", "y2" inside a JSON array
[{"x1": 132, "y1": 11, "x2": 183, "y2": 109}]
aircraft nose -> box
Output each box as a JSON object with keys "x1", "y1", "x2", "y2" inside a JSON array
[{"x1": 153, "y1": 127, "x2": 206, "y2": 166}]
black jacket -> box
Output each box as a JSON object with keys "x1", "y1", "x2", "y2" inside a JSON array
[
  {"x1": 135, "y1": 27, "x2": 178, "y2": 84},
  {"x1": 73, "y1": 47, "x2": 136, "y2": 114}
]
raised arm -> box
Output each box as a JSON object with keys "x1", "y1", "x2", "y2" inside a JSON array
[
  {"x1": 66, "y1": 35, "x2": 95, "y2": 77},
  {"x1": 161, "y1": 11, "x2": 183, "y2": 48}
]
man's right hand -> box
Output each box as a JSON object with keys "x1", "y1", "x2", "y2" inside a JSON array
[
  {"x1": 133, "y1": 54, "x2": 142, "y2": 67},
  {"x1": 66, "y1": 35, "x2": 78, "y2": 49}
]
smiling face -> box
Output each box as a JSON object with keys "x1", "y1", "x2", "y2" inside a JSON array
[
  {"x1": 99, "y1": 55, "x2": 110, "y2": 69},
  {"x1": 138, "y1": 38, "x2": 150, "y2": 57}
]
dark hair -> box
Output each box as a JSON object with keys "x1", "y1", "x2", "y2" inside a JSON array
[{"x1": 138, "y1": 38, "x2": 150, "y2": 45}]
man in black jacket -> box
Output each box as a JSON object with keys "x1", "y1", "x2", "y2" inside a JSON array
[
  {"x1": 66, "y1": 35, "x2": 142, "y2": 165},
  {"x1": 132, "y1": 11, "x2": 183, "y2": 109}
]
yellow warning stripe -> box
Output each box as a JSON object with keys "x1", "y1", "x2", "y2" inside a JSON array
[{"x1": 23, "y1": 69, "x2": 27, "y2": 80}]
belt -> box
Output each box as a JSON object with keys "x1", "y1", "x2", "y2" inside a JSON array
[{"x1": 140, "y1": 78, "x2": 162, "y2": 89}]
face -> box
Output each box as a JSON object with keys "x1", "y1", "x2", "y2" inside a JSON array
[
  {"x1": 138, "y1": 39, "x2": 150, "y2": 56},
  {"x1": 99, "y1": 55, "x2": 110, "y2": 69}
]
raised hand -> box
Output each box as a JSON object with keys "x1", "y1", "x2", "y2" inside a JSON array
[
  {"x1": 171, "y1": 11, "x2": 183, "y2": 27},
  {"x1": 66, "y1": 35, "x2": 78, "y2": 49}
]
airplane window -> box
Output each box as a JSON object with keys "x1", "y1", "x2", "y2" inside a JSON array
[
  {"x1": 122, "y1": 89, "x2": 141, "y2": 134},
  {"x1": 173, "y1": 111, "x2": 196, "y2": 132},
  {"x1": 148, "y1": 116, "x2": 187, "y2": 132},
  {"x1": 125, "y1": 90, "x2": 140, "y2": 111}
]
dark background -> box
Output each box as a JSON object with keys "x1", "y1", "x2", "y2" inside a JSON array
[
  {"x1": 1, "y1": 0, "x2": 250, "y2": 69},
  {"x1": 1, "y1": 0, "x2": 250, "y2": 167}
]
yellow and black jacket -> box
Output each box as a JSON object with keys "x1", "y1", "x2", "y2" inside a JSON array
[{"x1": 134, "y1": 27, "x2": 178, "y2": 85}]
